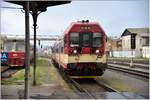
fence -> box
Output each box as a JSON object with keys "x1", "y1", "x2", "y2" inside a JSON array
[{"x1": 109, "y1": 48, "x2": 149, "y2": 58}]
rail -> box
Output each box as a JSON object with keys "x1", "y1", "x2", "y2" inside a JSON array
[
  {"x1": 108, "y1": 64, "x2": 149, "y2": 79},
  {"x1": 1, "y1": 67, "x2": 22, "y2": 78},
  {"x1": 108, "y1": 61, "x2": 149, "y2": 69}
]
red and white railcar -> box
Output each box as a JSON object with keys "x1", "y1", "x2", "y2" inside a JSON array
[
  {"x1": 52, "y1": 20, "x2": 107, "y2": 78},
  {"x1": 1, "y1": 39, "x2": 33, "y2": 68}
]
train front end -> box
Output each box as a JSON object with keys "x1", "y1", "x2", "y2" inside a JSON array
[{"x1": 62, "y1": 21, "x2": 107, "y2": 78}]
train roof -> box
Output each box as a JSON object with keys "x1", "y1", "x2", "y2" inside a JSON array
[
  {"x1": 63, "y1": 21, "x2": 105, "y2": 35},
  {"x1": 53, "y1": 21, "x2": 106, "y2": 47}
]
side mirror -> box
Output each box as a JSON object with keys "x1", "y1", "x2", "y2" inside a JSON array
[{"x1": 106, "y1": 36, "x2": 108, "y2": 42}]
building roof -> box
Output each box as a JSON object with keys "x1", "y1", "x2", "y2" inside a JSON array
[{"x1": 121, "y1": 28, "x2": 149, "y2": 37}]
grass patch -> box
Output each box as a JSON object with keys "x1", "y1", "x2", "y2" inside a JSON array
[
  {"x1": 36, "y1": 57, "x2": 48, "y2": 67},
  {"x1": 1, "y1": 58, "x2": 49, "y2": 85},
  {"x1": 101, "y1": 76, "x2": 137, "y2": 92}
]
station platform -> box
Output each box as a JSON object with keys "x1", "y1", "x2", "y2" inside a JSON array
[{"x1": 1, "y1": 84, "x2": 145, "y2": 99}]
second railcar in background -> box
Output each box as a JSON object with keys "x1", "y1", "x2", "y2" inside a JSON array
[
  {"x1": 52, "y1": 20, "x2": 107, "y2": 78},
  {"x1": 1, "y1": 39, "x2": 33, "y2": 68}
]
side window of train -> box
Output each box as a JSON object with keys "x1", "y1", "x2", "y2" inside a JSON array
[
  {"x1": 64, "y1": 35, "x2": 67, "y2": 47},
  {"x1": 93, "y1": 33, "x2": 103, "y2": 47},
  {"x1": 61, "y1": 47, "x2": 63, "y2": 53}
]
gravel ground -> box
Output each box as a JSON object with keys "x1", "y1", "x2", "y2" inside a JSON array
[{"x1": 99, "y1": 69, "x2": 149, "y2": 98}]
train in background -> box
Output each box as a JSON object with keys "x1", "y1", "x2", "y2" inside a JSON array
[
  {"x1": 1, "y1": 39, "x2": 33, "y2": 68},
  {"x1": 51, "y1": 20, "x2": 107, "y2": 78}
]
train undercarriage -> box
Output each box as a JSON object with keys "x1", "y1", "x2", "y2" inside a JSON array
[
  {"x1": 66, "y1": 63, "x2": 107, "y2": 76},
  {"x1": 52, "y1": 59, "x2": 107, "y2": 78}
]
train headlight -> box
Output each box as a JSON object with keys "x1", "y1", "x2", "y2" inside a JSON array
[
  {"x1": 96, "y1": 50, "x2": 99, "y2": 54},
  {"x1": 73, "y1": 50, "x2": 77, "y2": 54}
]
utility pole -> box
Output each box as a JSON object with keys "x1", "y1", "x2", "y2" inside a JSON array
[{"x1": 24, "y1": 1, "x2": 30, "y2": 98}]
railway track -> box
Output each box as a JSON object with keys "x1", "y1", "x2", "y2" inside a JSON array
[
  {"x1": 64, "y1": 74, "x2": 135, "y2": 99},
  {"x1": 108, "y1": 61, "x2": 149, "y2": 69},
  {"x1": 68, "y1": 77, "x2": 97, "y2": 99},
  {"x1": 1, "y1": 66, "x2": 10, "y2": 73},
  {"x1": 51, "y1": 61, "x2": 146, "y2": 99},
  {"x1": 1, "y1": 67, "x2": 21, "y2": 78},
  {"x1": 56, "y1": 66, "x2": 122, "y2": 99},
  {"x1": 64, "y1": 74, "x2": 118, "y2": 99},
  {"x1": 108, "y1": 58, "x2": 149, "y2": 65},
  {"x1": 108, "y1": 64, "x2": 149, "y2": 79},
  {"x1": 55, "y1": 67, "x2": 95, "y2": 98}
]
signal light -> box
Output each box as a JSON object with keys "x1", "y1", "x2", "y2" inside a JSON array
[{"x1": 38, "y1": 40, "x2": 40, "y2": 46}]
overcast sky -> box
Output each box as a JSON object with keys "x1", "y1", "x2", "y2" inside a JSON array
[{"x1": 1, "y1": 0, "x2": 149, "y2": 46}]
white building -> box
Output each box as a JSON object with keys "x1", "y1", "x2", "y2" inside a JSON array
[{"x1": 121, "y1": 28, "x2": 149, "y2": 58}]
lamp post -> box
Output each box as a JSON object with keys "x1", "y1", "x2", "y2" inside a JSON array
[{"x1": 30, "y1": 3, "x2": 40, "y2": 86}]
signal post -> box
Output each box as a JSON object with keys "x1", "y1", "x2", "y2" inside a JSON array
[{"x1": 130, "y1": 33, "x2": 136, "y2": 67}]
